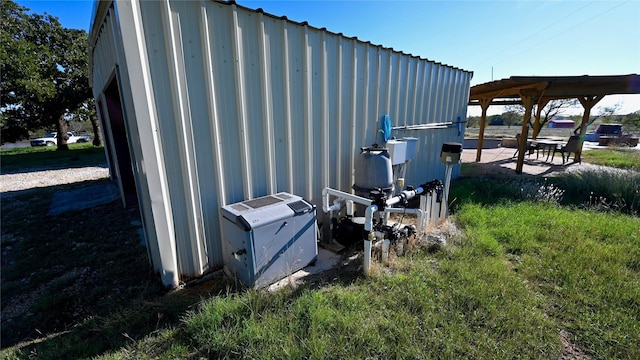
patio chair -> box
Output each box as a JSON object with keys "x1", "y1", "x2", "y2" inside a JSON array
[
  {"x1": 512, "y1": 133, "x2": 538, "y2": 158},
  {"x1": 552, "y1": 135, "x2": 581, "y2": 164}
]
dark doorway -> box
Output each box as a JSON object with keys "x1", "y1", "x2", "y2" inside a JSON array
[{"x1": 102, "y1": 76, "x2": 138, "y2": 207}]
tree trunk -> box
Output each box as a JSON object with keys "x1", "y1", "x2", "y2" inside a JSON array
[
  {"x1": 56, "y1": 114, "x2": 70, "y2": 151},
  {"x1": 90, "y1": 115, "x2": 103, "y2": 146}
]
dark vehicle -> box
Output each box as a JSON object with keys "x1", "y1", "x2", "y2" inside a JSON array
[{"x1": 584, "y1": 124, "x2": 622, "y2": 142}]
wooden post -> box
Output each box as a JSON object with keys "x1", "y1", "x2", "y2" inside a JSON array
[
  {"x1": 515, "y1": 95, "x2": 535, "y2": 174},
  {"x1": 532, "y1": 98, "x2": 550, "y2": 139},
  {"x1": 576, "y1": 95, "x2": 604, "y2": 161},
  {"x1": 475, "y1": 98, "x2": 492, "y2": 162}
]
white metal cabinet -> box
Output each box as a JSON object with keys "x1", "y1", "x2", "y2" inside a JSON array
[{"x1": 220, "y1": 193, "x2": 318, "y2": 288}]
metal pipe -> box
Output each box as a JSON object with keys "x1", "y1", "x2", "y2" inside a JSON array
[
  {"x1": 391, "y1": 121, "x2": 453, "y2": 131},
  {"x1": 442, "y1": 163, "x2": 453, "y2": 218}
]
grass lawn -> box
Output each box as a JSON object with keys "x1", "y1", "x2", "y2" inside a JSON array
[
  {"x1": 0, "y1": 143, "x2": 106, "y2": 174},
  {"x1": 1, "y1": 146, "x2": 639, "y2": 359},
  {"x1": 581, "y1": 148, "x2": 640, "y2": 170}
]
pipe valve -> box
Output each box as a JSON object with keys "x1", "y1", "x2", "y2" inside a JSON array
[{"x1": 369, "y1": 188, "x2": 387, "y2": 211}]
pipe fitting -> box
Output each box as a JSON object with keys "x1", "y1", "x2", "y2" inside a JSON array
[{"x1": 364, "y1": 204, "x2": 378, "y2": 231}]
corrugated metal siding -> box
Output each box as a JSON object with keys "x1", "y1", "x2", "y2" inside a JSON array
[
  {"x1": 91, "y1": 6, "x2": 170, "y2": 274},
  {"x1": 90, "y1": 0, "x2": 472, "y2": 285},
  {"x1": 91, "y1": 0, "x2": 182, "y2": 286}
]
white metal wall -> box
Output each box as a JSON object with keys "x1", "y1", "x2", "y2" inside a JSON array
[{"x1": 90, "y1": 0, "x2": 472, "y2": 287}]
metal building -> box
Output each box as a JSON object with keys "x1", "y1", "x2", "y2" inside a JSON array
[{"x1": 89, "y1": 0, "x2": 473, "y2": 288}]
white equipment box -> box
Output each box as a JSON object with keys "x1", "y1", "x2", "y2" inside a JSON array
[{"x1": 220, "y1": 192, "x2": 318, "y2": 288}]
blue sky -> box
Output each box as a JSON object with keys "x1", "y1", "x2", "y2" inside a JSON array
[{"x1": 16, "y1": 0, "x2": 640, "y2": 116}]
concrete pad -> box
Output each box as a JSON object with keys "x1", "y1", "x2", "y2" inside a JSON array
[
  {"x1": 461, "y1": 139, "x2": 639, "y2": 177},
  {"x1": 48, "y1": 182, "x2": 120, "y2": 215},
  {"x1": 462, "y1": 145, "x2": 583, "y2": 177},
  {"x1": 267, "y1": 247, "x2": 342, "y2": 291}
]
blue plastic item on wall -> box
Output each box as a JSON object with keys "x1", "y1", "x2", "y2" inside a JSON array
[{"x1": 381, "y1": 115, "x2": 392, "y2": 142}]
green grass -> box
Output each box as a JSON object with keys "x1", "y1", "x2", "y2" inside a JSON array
[
  {"x1": 0, "y1": 143, "x2": 106, "y2": 174},
  {"x1": 581, "y1": 148, "x2": 640, "y2": 170},
  {"x1": 2, "y1": 148, "x2": 639, "y2": 359},
  {"x1": 89, "y1": 202, "x2": 637, "y2": 359},
  {"x1": 7, "y1": 188, "x2": 635, "y2": 359},
  {"x1": 455, "y1": 203, "x2": 640, "y2": 359}
]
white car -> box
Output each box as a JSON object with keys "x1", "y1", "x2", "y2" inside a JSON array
[{"x1": 30, "y1": 132, "x2": 91, "y2": 146}]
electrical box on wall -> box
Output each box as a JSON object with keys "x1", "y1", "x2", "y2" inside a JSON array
[{"x1": 220, "y1": 193, "x2": 318, "y2": 288}]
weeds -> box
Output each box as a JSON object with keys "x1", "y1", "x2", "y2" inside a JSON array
[
  {"x1": 452, "y1": 167, "x2": 640, "y2": 215},
  {"x1": 551, "y1": 166, "x2": 640, "y2": 214}
]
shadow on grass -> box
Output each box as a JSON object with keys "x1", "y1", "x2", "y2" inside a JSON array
[{"x1": 0, "y1": 178, "x2": 220, "y2": 358}]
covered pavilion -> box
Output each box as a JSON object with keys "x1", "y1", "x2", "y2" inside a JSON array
[{"x1": 468, "y1": 74, "x2": 640, "y2": 173}]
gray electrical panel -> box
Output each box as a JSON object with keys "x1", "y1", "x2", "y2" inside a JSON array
[{"x1": 220, "y1": 192, "x2": 318, "y2": 288}]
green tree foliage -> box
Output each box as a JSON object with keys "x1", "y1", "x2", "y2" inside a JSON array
[
  {"x1": 0, "y1": 0, "x2": 92, "y2": 148},
  {"x1": 488, "y1": 114, "x2": 503, "y2": 126},
  {"x1": 466, "y1": 116, "x2": 481, "y2": 128},
  {"x1": 501, "y1": 110, "x2": 521, "y2": 128},
  {"x1": 506, "y1": 99, "x2": 579, "y2": 137},
  {"x1": 620, "y1": 110, "x2": 640, "y2": 131},
  {"x1": 67, "y1": 98, "x2": 102, "y2": 146}
]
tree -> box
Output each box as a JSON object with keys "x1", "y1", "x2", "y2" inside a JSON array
[
  {"x1": 501, "y1": 111, "x2": 521, "y2": 128},
  {"x1": 67, "y1": 98, "x2": 103, "y2": 146},
  {"x1": 488, "y1": 114, "x2": 503, "y2": 126},
  {"x1": 574, "y1": 103, "x2": 622, "y2": 134},
  {"x1": 620, "y1": 110, "x2": 640, "y2": 131},
  {"x1": 466, "y1": 116, "x2": 481, "y2": 128},
  {"x1": 506, "y1": 98, "x2": 579, "y2": 137},
  {"x1": 1, "y1": 0, "x2": 92, "y2": 148}
]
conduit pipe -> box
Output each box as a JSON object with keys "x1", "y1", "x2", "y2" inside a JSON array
[
  {"x1": 322, "y1": 187, "x2": 372, "y2": 214},
  {"x1": 363, "y1": 204, "x2": 378, "y2": 275},
  {"x1": 386, "y1": 186, "x2": 426, "y2": 207},
  {"x1": 346, "y1": 200, "x2": 355, "y2": 217},
  {"x1": 382, "y1": 239, "x2": 391, "y2": 264},
  {"x1": 362, "y1": 184, "x2": 428, "y2": 275},
  {"x1": 323, "y1": 184, "x2": 431, "y2": 275},
  {"x1": 384, "y1": 208, "x2": 425, "y2": 233},
  {"x1": 392, "y1": 121, "x2": 453, "y2": 131},
  {"x1": 325, "y1": 198, "x2": 344, "y2": 213}
]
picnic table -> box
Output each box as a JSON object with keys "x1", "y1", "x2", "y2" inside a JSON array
[{"x1": 529, "y1": 139, "x2": 566, "y2": 162}]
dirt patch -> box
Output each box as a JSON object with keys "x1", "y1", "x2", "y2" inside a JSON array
[
  {"x1": 560, "y1": 329, "x2": 589, "y2": 359},
  {"x1": 0, "y1": 184, "x2": 160, "y2": 350}
]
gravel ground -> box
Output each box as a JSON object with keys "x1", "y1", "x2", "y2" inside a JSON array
[{"x1": 0, "y1": 166, "x2": 109, "y2": 193}]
